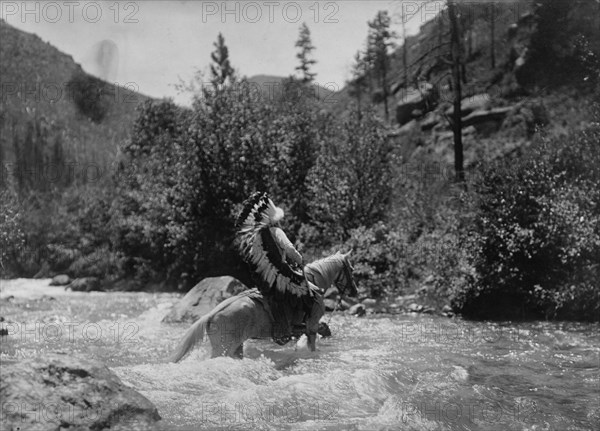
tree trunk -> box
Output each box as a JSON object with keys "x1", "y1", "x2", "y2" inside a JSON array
[
  {"x1": 490, "y1": 3, "x2": 496, "y2": 69},
  {"x1": 382, "y1": 66, "x2": 389, "y2": 122},
  {"x1": 448, "y1": 0, "x2": 465, "y2": 184},
  {"x1": 357, "y1": 86, "x2": 363, "y2": 121},
  {"x1": 402, "y1": 21, "x2": 409, "y2": 86}
]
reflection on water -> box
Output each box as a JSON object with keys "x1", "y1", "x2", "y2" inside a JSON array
[{"x1": 1, "y1": 279, "x2": 599, "y2": 430}]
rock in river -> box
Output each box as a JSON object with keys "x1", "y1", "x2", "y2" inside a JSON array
[
  {"x1": 49, "y1": 274, "x2": 71, "y2": 286},
  {"x1": 67, "y1": 277, "x2": 102, "y2": 292},
  {"x1": 348, "y1": 303, "x2": 366, "y2": 317},
  {"x1": 162, "y1": 276, "x2": 248, "y2": 323},
  {"x1": 1, "y1": 352, "x2": 160, "y2": 430}
]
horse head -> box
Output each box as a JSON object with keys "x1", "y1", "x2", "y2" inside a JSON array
[{"x1": 335, "y1": 251, "x2": 358, "y2": 298}]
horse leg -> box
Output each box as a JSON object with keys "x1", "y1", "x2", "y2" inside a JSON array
[
  {"x1": 305, "y1": 294, "x2": 326, "y2": 352},
  {"x1": 233, "y1": 344, "x2": 244, "y2": 359},
  {"x1": 208, "y1": 330, "x2": 227, "y2": 358}
]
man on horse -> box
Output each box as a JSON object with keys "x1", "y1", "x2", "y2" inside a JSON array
[{"x1": 236, "y1": 192, "x2": 317, "y2": 345}]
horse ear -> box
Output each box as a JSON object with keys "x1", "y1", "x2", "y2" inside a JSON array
[{"x1": 344, "y1": 251, "x2": 352, "y2": 258}]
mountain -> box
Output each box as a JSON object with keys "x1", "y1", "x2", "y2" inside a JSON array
[{"x1": 0, "y1": 19, "x2": 151, "y2": 188}]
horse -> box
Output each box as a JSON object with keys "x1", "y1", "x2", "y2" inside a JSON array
[{"x1": 169, "y1": 251, "x2": 358, "y2": 361}]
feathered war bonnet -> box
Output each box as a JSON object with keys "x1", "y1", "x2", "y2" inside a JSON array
[
  {"x1": 236, "y1": 191, "x2": 284, "y2": 232},
  {"x1": 235, "y1": 191, "x2": 310, "y2": 299}
]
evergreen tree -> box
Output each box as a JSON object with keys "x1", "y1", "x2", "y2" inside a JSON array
[
  {"x1": 367, "y1": 11, "x2": 394, "y2": 121},
  {"x1": 210, "y1": 33, "x2": 236, "y2": 89},
  {"x1": 295, "y1": 23, "x2": 317, "y2": 83},
  {"x1": 349, "y1": 51, "x2": 369, "y2": 120}
]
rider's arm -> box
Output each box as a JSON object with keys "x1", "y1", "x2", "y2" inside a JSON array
[{"x1": 271, "y1": 227, "x2": 303, "y2": 266}]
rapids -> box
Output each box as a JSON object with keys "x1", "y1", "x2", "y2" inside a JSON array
[{"x1": 1, "y1": 279, "x2": 598, "y2": 430}]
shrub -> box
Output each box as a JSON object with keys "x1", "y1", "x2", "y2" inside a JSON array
[
  {"x1": 112, "y1": 84, "x2": 327, "y2": 288},
  {"x1": 68, "y1": 72, "x2": 111, "y2": 123},
  {"x1": 337, "y1": 222, "x2": 408, "y2": 298},
  {"x1": 0, "y1": 190, "x2": 25, "y2": 276},
  {"x1": 453, "y1": 125, "x2": 600, "y2": 321},
  {"x1": 303, "y1": 110, "x2": 396, "y2": 247}
]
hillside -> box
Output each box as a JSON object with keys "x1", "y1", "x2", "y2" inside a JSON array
[
  {"x1": 0, "y1": 19, "x2": 151, "y2": 188},
  {"x1": 335, "y1": 0, "x2": 600, "y2": 167}
]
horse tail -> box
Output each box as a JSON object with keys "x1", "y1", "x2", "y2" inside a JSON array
[{"x1": 169, "y1": 313, "x2": 211, "y2": 363}]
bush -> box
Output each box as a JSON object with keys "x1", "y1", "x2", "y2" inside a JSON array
[
  {"x1": 336, "y1": 222, "x2": 408, "y2": 298},
  {"x1": 302, "y1": 110, "x2": 396, "y2": 247},
  {"x1": 453, "y1": 126, "x2": 600, "y2": 321},
  {"x1": 68, "y1": 72, "x2": 111, "y2": 123},
  {"x1": 112, "y1": 84, "x2": 327, "y2": 288},
  {"x1": 0, "y1": 190, "x2": 25, "y2": 276}
]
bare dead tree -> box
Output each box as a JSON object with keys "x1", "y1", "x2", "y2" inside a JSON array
[{"x1": 448, "y1": 0, "x2": 465, "y2": 184}]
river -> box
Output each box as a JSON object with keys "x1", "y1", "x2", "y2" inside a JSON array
[{"x1": 1, "y1": 279, "x2": 598, "y2": 430}]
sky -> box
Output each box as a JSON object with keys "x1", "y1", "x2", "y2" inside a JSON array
[{"x1": 1, "y1": 1, "x2": 436, "y2": 105}]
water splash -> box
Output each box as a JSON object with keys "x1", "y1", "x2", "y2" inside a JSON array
[{"x1": 2, "y1": 280, "x2": 598, "y2": 430}]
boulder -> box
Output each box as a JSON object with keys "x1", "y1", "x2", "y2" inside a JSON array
[
  {"x1": 1, "y1": 353, "x2": 160, "y2": 430},
  {"x1": 67, "y1": 277, "x2": 102, "y2": 292},
  {"x1": 361, "y1": 298, "x2": 388, "y2": 313},
  {"x1": 462, "y1": 106, "x2": 513, "y2": 131},
  {"x1": 348, "y1": 303, "x2": 366, "y2": 317},
  {"x1": 162, "y1": 276, "x2": 248, "y2": 323},
  {"x1": 408, "y1": 303, "x2": 424, "y2": 313},
  {"x1": 49, "y1": 274, "x2": 71, "y2": 286},
  {"x1": 445, "y1": 93, "x2": 491, "y2": 117},
  {"x1": 396, "y1": 82, "x2": 438, "y2": 125},
  {"x1": 420, "y1": 111, "x2": 440, "y2": 131},
  {"x1": 442, "y1": 304, "x2": 455, "y2": 317},
  {"x1": 361, "y1": 298, "x2": 377, "y2": 307}
]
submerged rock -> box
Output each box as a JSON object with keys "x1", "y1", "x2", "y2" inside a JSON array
[
  {"x1": 408, "y1": 303, "x2": 424, "y2": 313},
  {"x1": 348, "y1": 303, "x2": 366, "y2": 317},
  {"x1": 162, "y1": 276, "x2": 248, "y2": 323},
  {"x1": 49, "y1": 274, "x2": 71, "y2": 286},
  {"x1": 67, "y1": 277, "x2": 102, "y2": 292},
  {"x1": 1, "y1": 353, "x2": 160, "y2": 430}
]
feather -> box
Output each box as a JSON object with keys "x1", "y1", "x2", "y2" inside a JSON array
[{"x1": 235, "y1": 192, "x2": 313, "y2": 337}]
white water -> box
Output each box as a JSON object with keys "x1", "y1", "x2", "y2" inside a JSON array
[{"x1": 1, "y1": 279, "x2": 598, "y2": 430}]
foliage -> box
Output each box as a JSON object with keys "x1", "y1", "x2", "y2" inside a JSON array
[
  {"x1": 303, "y1": 109, "x2": 396, "y2": 247},
  {"x1": 517, "y1": 0, "x2": 600, "y2": 88},
  {"x1": 68, "y1": 72, "x2": 111, "y2": 123},
  {"x1": 365, "y1": 10, "x2": 395, "y2": 120},
  {"x1": 0, "y1": 190, "x2": 25, "y2": 275},
  {"x1": 210, "y1": 33, "x2": 236, "y2": 89},
  {"x1": 112, "y1": 84, "x2": 327, "y2": 288},
  {"x1": 337, "y1": 222, "x2": 408, "y2": 298},
  {"x1": 294, "y1": 23, "x2": 317, "y2": 83},
  {"x1": 453, "y1": 125, "x2": 600, "y2": 321}
]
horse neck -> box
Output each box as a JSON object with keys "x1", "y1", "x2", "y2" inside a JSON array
[{"x1": 306, "y1": 256, "x2": 342, "y2": 290}]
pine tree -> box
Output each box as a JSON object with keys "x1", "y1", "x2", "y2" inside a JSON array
[
  {"x1": 367, "y1": 11, "x2": 395, "y2": 121},
  {"x1": 295, "y1": 23, "x2": 317, "y2": 83},
  {"x1": 210, "y1": 33, "x2": 236, "y2": 89},
  {"x1": 349, "y1": 51, "x2": 369, "y2": 120}
]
